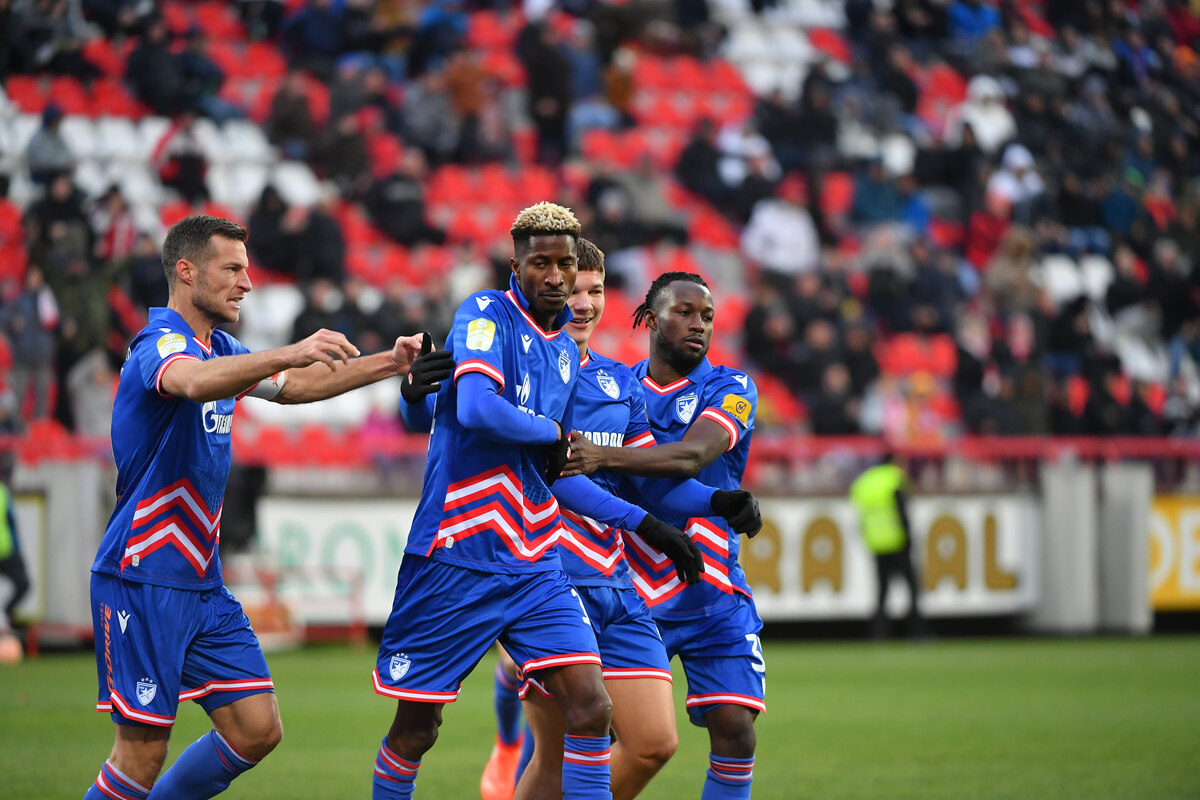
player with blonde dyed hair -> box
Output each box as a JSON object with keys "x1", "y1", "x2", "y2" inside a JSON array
[{"x1": 376, "y1": 205, "x2": 702, "y2": 800}]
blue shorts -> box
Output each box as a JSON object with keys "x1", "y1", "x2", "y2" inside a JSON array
[
  {"x1": 91, "y1": 572, "x2": 274, "y2": 727},
  {"x1": 524, "y1": 583, "x2": 671, "y2": 698},
  {"x1": 656, "y1": 592, "x2": 766, "y2": 726},
  {"x1": 374, "y1": 555, "x2": 601, "y2": 703}
]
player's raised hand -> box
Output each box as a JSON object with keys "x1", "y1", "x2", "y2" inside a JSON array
[
  {"x1": 400, "y1": 332, "x2": 455, "y2": 403},
  {"x1": 634, "y1": 514, "x2": 705, "y2": 585},
  {"x1": 559, "y1": 432, "x2": 603, "y2": 478},
  {"x1": 289, "y1": 328, "x2": 360, "y2": 372},
  {"x1": 390, "y1": 332, "x2": 427, "y2": 376},
  {"x1": 710, "y1": 489, "x2": 763, "y2": 538}
]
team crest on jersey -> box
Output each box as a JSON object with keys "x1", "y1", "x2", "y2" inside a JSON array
[
  {"x1": 676, "y1": 392, "x2": 699, "y2": 423},
  {"x1": 466, "y1": 318, "x2": 496, "y2": 351},
  {"x1": 596, "y1": 370, "x2": 619, "y2": 399},
  {"x1": 389, "y1": 654, "x2": 411, "y2": 681},
  {"x1": 136, "y1": 678, "x2": 157, "y2": 706},
  {"x1": 156, "y1": 333, "x2": 187, "y2": 359},
  {"x1": 558, "y1": 350, "x2": 571, "y2": 383}
]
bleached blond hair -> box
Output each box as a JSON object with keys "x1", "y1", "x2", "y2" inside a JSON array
[{"x1": 510, "y1": 202, "x2": 581, "y2": 255}]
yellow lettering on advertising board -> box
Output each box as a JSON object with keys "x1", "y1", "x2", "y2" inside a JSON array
[{"x1": 1149, "y1": 496, "x2": 1200, "y2": 610}]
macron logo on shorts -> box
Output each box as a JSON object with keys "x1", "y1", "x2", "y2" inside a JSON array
[{"x1": 117, "y1": 610, "x2": 130, "y2": 634}]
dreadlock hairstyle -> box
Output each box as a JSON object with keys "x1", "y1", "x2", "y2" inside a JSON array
[
  {"x1": 510, "y1": 202, "x2": 582, "y2": 257},
  {"x1": 575, "y1": 237, "x2": 605, "y2": 276},
  {"x1": 632, "y1": 271, "x2": 709, "y2": 329}
]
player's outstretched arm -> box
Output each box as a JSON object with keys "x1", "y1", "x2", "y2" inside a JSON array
[
  {"x1": 627, "y1": 475, "x2": 764, "y2": 538},
  {"x1": 551, "y1": 475, "x2": 704, "y2": 584},
  {"x1": 272, "y1": 332, "x2": 426, "y2": 404},
  {"x1": 561, "y1": 417, "x2": 732, "y2": 479},
  {"x1": 160, "y1": 328, "x2": 364, "y2": 403}
]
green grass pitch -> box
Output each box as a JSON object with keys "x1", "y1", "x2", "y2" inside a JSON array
[{"x1": 2, "y1": 636, "x2": 1198, "y2": 799}]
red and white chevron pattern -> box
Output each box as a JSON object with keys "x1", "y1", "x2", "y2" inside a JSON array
[{"x1": 122, "y1": 478, "x2": 222, "y2": 576}]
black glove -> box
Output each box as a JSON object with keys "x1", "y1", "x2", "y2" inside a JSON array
[
  {"x1": 544, "y1": 422, "x2": 569, "y2": 486},
  {"x1": 635, "y1": 514, "x2": 705, "y2": 586},
  {"x1": 711, "y1": 489, "x2": 763, "y2": 538},
  {"x1": 400, "y1": 332, "x2": 454, "y2": 404}
]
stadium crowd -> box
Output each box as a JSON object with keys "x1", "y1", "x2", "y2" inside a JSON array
[{"x1": 0, "y1": 0, "x2": 1199, "y2": 447}]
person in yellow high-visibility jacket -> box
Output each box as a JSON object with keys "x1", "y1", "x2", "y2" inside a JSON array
[
  {"x1": 849, "y1": 454, "x2": 927, "y2": 639},
  {"x1": 0, "y1": 465, "x2": 29, "y2": 635}
]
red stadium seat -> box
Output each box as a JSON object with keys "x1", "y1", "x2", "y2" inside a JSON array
[
  {"x1": 806, "y1": 29, "x2": 852, "y2": 63},
  {"x1": 671, "y1": 57, "x2": 708, "y2": 92},
  {"x1": 90, "y1": 78, "x2": 144, "y2": 118},
  {"x1": 82, "y1": 38, "x2": 126, "y2": 76},
  {"x1": 6, "y1": 76, "x2": 45, "y2": 113},
  {"x1": 49, "y1": 77, "x2": 90, "y2": 115},
  {"x1": 481, "y1": 50, "x2": 526, "y2": 87},
  {"x1": 379, "y1": 245, "x2": 413, "y2": 284},
  {"x1": 633, "y1": 57, "x2": 669, "y2": 91},
  {"x1": 467, "y1": 10, "x2": 518, "y2": 50},
  {"x1": 819, "y1": 171, "x2": 855, "y2": 220},
  {"x1": 160, "y1": 0, "x2": 191, "y2": 35},
  {"x1": 1066, "y1": 375, "x2": 1090, "y2": 416},
  {"x1": 245, "y1": 42, "x2": 288, "y2": 80},
  {"x1": 0, "y1": 201, "x2": 23, "y2": 247},
  {"x1": 689, "y1": 206, "x2": 740, "y2": 250},
  {"x1": 707, "y1": 60, "x2": 747, "y2": 94},
  {"x1": 160, "y1": 201, "x2": 194, "y2": 229},
  {"x1": 368, "y1": 133, "x2": 404, "y2": 179},
  {"x1": 194, "y1": 0, "x2": 246, "y2": 40}
]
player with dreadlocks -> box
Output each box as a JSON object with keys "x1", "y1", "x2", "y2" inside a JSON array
[
  {"x1": 373, "y1": 205, "x2": 703, "y2": 800},
  {"x1": 563, "y1": 271, "x2": 766, "y2": 799}
]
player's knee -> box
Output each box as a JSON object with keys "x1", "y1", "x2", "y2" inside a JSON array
[
  {"x1": 707, "y1": 707, "x2": 757, "y2": 758},
  {"x1": 563, "y1": 689, "x2": 613, "y2": 736},
  {"x1": 387, "y1": 719, "x2": 439, "y2": 758},
  {"x1": 635, "y1": 731, "x2": 678, "y2": 770},
  {"x1": 235, "y1": 715, "x2": 284, "y2": 761},
  {"x1": 112, "y1": 739, "x2": 169, "y2": 785}
]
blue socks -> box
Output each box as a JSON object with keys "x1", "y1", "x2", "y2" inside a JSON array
[
  {"x1": 494, "y1": 662, "x2": 524, "y2": 746},
  {"x1": 84, "y1": 761, "x2": 151, "y2": 800},
  {"x1": 373, "y1": 740, "x2": 420, "y2": 799},
  {"x1": 562, "y1": 734, "x2": 611, "y2": 800},
  {"x1": 147, "y1": 730, "x2": 257, "y2": 799},
  {"x1": 701, "y1": 754, "x2": 754, "y2": 799}
]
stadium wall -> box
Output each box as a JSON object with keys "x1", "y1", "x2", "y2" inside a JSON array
[{"x1": 16, "y1": 462, "x2": 1200, "y2": 637}]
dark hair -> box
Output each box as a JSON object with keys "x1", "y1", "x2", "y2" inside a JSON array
[
  {"x1": 576, "y1": 238, "x2": 604, "y2": 275},
  {"x1": 161, "y1": 215, "x2": 247, "y2": 289},
  {"x1": 632, "y1": 271, "x2": 708, "y2": 329}
]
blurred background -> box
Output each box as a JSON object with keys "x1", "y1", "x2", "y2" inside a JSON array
[{"x1": 0, "y1": 0, "x2": 1199, "y2": 645}]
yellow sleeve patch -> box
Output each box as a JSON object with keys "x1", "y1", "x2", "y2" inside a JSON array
[
  {"x1": 465, "y1": 318, "x2": 497, "y2": 351},
  {"x1": 156, "y1": 333, "x2": 187, "y2": 359},
  {"x1": 720, "y1": 394, "x2": 752, "y2": 426}
]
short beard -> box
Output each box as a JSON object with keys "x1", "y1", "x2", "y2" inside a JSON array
[{"x1": 653, "y1": 329, "x2": 705, "y2": 374}]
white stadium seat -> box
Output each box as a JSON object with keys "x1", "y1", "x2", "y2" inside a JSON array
[{"x1": 271, "y1": 161, "x2": 321, "y2": 208}]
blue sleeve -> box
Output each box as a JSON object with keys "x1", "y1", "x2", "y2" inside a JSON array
[
  {"x1": 134, "y1": 327, "x2": 208, "y2": 398},
  {"x1": 552, "y1": 474, "x2": 648, "y2": 531},
  {"x1": 629, "y1": 476, "x2": 715, "y2": 519},
  {"x1": 399, "y1": 393, "x2": 435, "y2": 434},
  {"x1": 456, "y1": 372, "x2": 560, "y2": 444}
]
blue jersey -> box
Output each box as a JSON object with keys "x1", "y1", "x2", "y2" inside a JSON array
[
  {"x1": 623, "y1": 357, "x2": 757, "y2": 620},
  {"x1": 92, "y1": 308, "x2": 250, "y2": 590},
  {"x1": 556, "y1": 350, "x2": 657, "y2": 588},
  {"x1": 404, "y1": 279, "x2": 580, "y2": 573}
]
